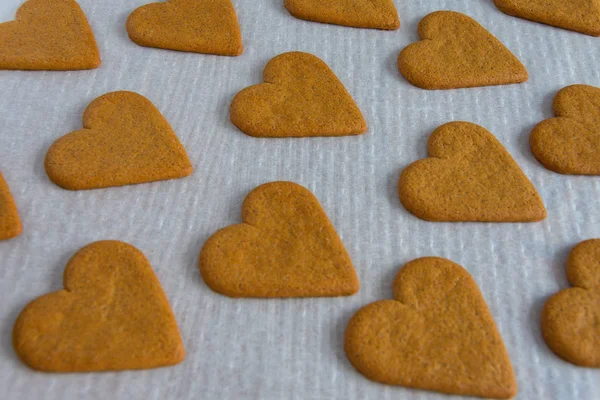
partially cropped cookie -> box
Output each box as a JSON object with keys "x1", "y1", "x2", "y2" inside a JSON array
[
  {"x1": 0, "y1": 171, "x2": 22, "y2": 240},
  {"x1": 345, "y1": 257, "x2": 517, "y2": 399},
  {"x1": 399, "y1": 122, "x2": 546, "y2": 222},
  {"x1": 127, "y1": 0, "x2": 243, "y2": 56},
  {"x1": 230, "y1": 52, "x2": 367, "y2": 137},
  {"x1": 542, "y1": 239, "x2": 600, "y2": 368},
  {"x1": 284, "y1": 0, "x2": 400, "y2": 30},
  {"x1": 13, "y1": 241, "x2": 185, "y2": 372},
  {"x1": 45, "y1": 91, "x2": 193, "y2": 190},
  {"x1": 398, "y1": 11, "x2": 528, "y2": 89},
  {"x1": 530, "y1": 84, "x2": 600, "y2": 175},
  {"x1": 495, "y1": 0, "x2": 600, "y2": 36},
  {"x1": 200, "y1": 181, "x2": 360, "y2": 297},
  {"x1": 0, "y1": 0, "x2": 100, "y2": 70}
]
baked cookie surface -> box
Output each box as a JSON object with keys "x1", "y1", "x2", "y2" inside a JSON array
[
  {"x1": 345, "y1": 257, "x2": 517, "y2": 399},
  {"x1": 230, "y1": 52, "x2": 367, "y2": 137},
  {"x1": 542, "y1": 239, "x2": 600, "y2": 367},
  {"x1": 284, "y1": 0, "x2": 400, "y2": 30},
  {"x1": 127, "y1": 0, "x2": 243, "y2": 56},
  {"x1": 495, "y1": 0, "x2": 600, "y2": 36},
  {"x1": 530, "y1": 84, "x2": 600, "y2": 175},
  {"x1": 0, "y1": 0, "x2": 100, "y2": 70},
  {"x1": 45, "y1": 91, "x2": 193, "y2": 190},
  {"x1": 399, "y1": 122, "x2": 546, "y2": 222},
  {"x1": 13, "y1": 241, "x2": 185, "y2": 372},
  {"x1": 0, "y1": 172, "x2": 22, "y2": 241},
  {"x1": 398, "y1": 11, "x2": 528, "y2": 89},
  {"x1": 200, "y1": 181, "x2": 360, "y2": 298}
]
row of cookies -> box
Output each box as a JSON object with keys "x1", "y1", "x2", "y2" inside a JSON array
[
  {"x1": 10, "y1": 181, "x2": 599, "y2": 399},
  {"x1": 1, "y1": 58, "x2": 597, "y2": 241},
  {"x1": 1, "y1": 1, "x2": 597, "y2": 93}
]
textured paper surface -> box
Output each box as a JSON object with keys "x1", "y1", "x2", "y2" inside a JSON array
[{"x1": 0, "y1": 0, "x2": 599, "y2": 399}]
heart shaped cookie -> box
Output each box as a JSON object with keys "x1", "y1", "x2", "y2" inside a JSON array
[
  {"x1": 399, "y1": 122, "x2": 546, "y2": 222},
  {"x1": 345, "y1": 257, "x2": 517, "y2": 399},
  {"x1": 127, "y1": 0, "x2": 243, "y2": 56},
  {"x1": 13, "y1": 241, "x2": 185, "y2": 372},
  {"x1": 398, "y1": 11, "x2": 528, "y2": 89},
  {"x1": 199, "y1": 181, "x2": 360, "y2": 297},
  {"x1": 230, "y1": 52, "x2": 367, "y2": 137},
  {"x1": 0, "y1": 0, "x2": 100, "y2": 70},
  {"x1": 530, "y1": 85, "x2": 600, "y2": 175},
  {"x1": 495, "y1": 0, "x2": 600, "y2": 36},
  {"x1": 45, "y1": 91, "x2": 193, "y2": 190},
  {"x1": 542, "y1": 239, "x2": 600, "y2": 367},
  {"x1": 284, "y1": 0, "x2": 400, "y2": 30},
  {"x1": 0, "y1": 171, "x2": 22, "y2": 240}
]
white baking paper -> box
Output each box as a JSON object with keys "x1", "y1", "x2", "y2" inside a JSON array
[{"x1": 1, "y1": 0, "x2": 599, "y2": 399}]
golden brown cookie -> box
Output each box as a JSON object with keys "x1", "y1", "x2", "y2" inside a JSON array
[
  {"x1": 399, "y1": 122, "x2": 546, "y2": 222},
  {"x1": 230, "y1": 51, "x2": 367, "y2": 137},
  {"x1": 45, "y1": 91, "x2": 193, "y2": 190},
  {"x1": 542, "y1": 239, "x2": 600, "y2": 367},
  {"x1": 398, "y1": 11, "x2": 528, "y2": 89},
  {"x1": 495, "y1": 0, "x2": 600, "y2": 37},
  {"x1": 345, "y1": 257, "x2": 517, "y2": 399},
  {"x1": 284, "y1": 0, "x2": 400, "y2": 30},
  {"x1": 0, "y1": 171, "x2": 22, "y2": 241},
  {"x1": 530, "y1": 85, "x2": 600, "y2": 175},
  {"x1": 0, "y1": 0, "x2": 100, "y2": 70},
  {"x1": 13, "y1": 241, "x2": 185, "y2": 372},
  {"x1": 127, "y1": 0, "x2": 243, "y2": 56},
  {"x1": 200, "y1": 181, "x2": 359, "y2": 297}
]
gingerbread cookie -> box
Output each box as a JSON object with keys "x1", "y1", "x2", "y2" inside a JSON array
[
  {"x1": 230, "y1": 52, "x2": 367, "y2": 137},
  {"x1": 127, "y1": 0, "x2": 243, "y2": 56},
  {"x1": 45, "y1": 91, "x2": 193, "y2": 190},
  {"x1": 542, "y1": 239, "x2": 600, "y2": 367},
  {"x1": 398, "y1": 11, "x2": 528, "y2": 89},
  {"x1": 284, "y1": 0, "x2": 400, "y2": 30},
  {"x1": 200, "y1": 181, "x2": 359, "y2": 297},
  {"x1": 530, "y1": 84, "x2": 600, "y2": 175},
  {"x1": 495, "y1": 0, "x2": 600, "y2": 37},
  {"x1": 399, "y1": 122, "x2": 546, "y2": 222},
  {"x1": 345, "y1": 257, "x2": 517, "y2": 399},
  {"x1": 0, "y1": 171, "x2": 22, "y2": 241},
  {"x1": 0, "y1": 0, "x2": 100, "y2": 70},
  {"x1": 13, "y1": 241, "x2": 185, "y2": 372}
]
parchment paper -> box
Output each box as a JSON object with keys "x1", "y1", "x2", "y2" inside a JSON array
[{"x1": 1, "y1": 1, "x2": 599, "y2": 399}]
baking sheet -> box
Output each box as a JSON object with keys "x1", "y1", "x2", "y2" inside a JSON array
[{"x1": 1, "y1": 0, "x2": 599, "y2": 399}]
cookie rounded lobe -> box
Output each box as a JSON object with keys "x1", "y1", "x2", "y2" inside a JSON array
[
  {"x1": 199, "y1": 224, "x2": 262, "y2": 297},
  {"x1": 398, "y1": 160, "x2": 443, "y2": 221},
  {"x1": 530, "y1": 118, "x2": 590, "y2": 174},
  {"x1": 542, "y1": 288, "x2": 600, "y2": 367},
  {"x1": 344, "y1": 300, "x2": 417, "y2": 383},
  {"x1": 566, "y1": 239, "x2": 600, "y2": 289}
]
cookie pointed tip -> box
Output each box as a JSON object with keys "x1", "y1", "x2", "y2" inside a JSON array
[
  {"x1": 386, "y1": 15, "x2": 401, "y2": 30},
  {"x1": 178, "y1": 163, "x2": 194, "y2": 178}
]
